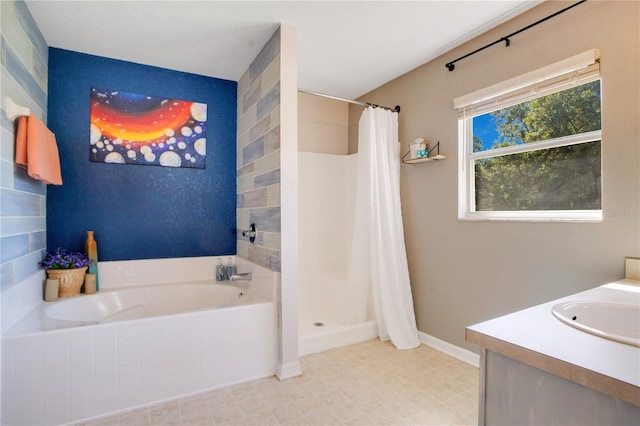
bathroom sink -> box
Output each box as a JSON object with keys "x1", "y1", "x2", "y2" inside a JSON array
[{"x1": 551, "y1": 301, "x2": 640, "y2": 347}]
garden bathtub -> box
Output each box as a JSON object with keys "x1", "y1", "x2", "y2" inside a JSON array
[{"x1": 2, "y1": 260, "x2": 277, "y2": 426}]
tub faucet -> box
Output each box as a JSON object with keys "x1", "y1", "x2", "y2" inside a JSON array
[{"x1": 229, "y1": 272, "x2": 252, "y2": 282}]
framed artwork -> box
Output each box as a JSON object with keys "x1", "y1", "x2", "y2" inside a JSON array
[{"x1": 90, "y1": 88, "x2": 207, "y2": 168}]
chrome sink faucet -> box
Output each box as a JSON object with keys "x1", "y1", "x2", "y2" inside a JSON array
[{"x1": 229, "y1": 272, "x2": 252, "y2": 282}]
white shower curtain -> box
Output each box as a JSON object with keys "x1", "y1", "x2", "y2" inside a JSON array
[{"x1": 345, "y1": 106, "x2": 420, "y2": 350}]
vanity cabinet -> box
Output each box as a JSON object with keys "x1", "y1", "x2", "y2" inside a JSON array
[
  {"x1": 477, "y1": 349, "x2": 639, "y2": 425},
  {"x1": 467, "y1": 278, "x2": 640, "y2": 425}
]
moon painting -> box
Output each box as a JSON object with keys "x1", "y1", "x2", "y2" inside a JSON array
[{"x1": 90, "y1": 88, "x2": 207, "y2": 169}]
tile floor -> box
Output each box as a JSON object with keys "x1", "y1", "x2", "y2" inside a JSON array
[{"x1": 77, "y1": 339, "x2": 479, "y2": 426}]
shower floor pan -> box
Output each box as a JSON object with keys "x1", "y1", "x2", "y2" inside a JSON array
[{"x1": 299, "y1": 317, "x2": 378, "y2": 356}]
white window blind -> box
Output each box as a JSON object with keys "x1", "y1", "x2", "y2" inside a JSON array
[{"x1": 454, "y1": 49, "x2": 600, "y2": 118}]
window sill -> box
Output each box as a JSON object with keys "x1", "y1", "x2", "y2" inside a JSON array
[{"x1": 458, "y1": 210, "x2": 603, "y2": 223}]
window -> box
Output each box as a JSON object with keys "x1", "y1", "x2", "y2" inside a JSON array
[{"x1": 456, "y1": 50, "x2": 602, "y2": 221}]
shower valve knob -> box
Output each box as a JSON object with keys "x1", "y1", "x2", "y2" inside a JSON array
[{"x1": 241, "y1": 223, "x2": 256, "y2": 244}]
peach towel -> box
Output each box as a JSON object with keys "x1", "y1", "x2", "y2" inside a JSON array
[{"x1": 15, "y1": 114, "x2": 62, "y2": 185}]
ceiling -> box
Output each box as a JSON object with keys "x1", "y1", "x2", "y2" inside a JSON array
[{"x1": 25, "y1": 1, "x2": 541, "y2": 100}]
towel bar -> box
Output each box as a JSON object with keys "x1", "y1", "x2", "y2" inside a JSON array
[{"x1": 4, "y1": 98, "x2": 30, "y2": 120}]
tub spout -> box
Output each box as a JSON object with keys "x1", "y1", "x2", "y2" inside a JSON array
[{"x1": 229, "y1": 272, "x2": 252, "y2": 282}]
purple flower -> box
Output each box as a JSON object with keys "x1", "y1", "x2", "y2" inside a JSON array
[{"x1": 40, "y1": 248, "x2": 93, "y2": 270}]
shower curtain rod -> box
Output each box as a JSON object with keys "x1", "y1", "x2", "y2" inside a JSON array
[{"x1": 298, "y1": 89, "x2": 400, "y2": 113}]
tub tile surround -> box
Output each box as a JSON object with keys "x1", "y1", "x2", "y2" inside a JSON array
[
  {"x1": 236, "y1": 25, "x2": 302, "y2": 382},
  {"x1": 97, "y1": 255, "x2": 274, "y2": 302},
  {"x1": 1, "y1": 256, "x2": 274, "y2": 336},
  {"x1": 236, "y1": 27, "x2": 282, "y2": 272},
  {"x1": 1, "y1": 268, "x2": 46, "y2": 334},
  {"x1": 0, "y1": 0, "x2": 49, "y2": 292},
  {"x1": 1, "y1": 256, "x2": 278, "y2": 426}
]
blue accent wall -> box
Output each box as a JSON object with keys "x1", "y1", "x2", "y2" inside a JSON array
[{"x1": 47, "y1": 48, "x2": 237, "y2": 261}]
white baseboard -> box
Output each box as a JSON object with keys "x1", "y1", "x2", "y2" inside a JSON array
[
  {"x1": 276, "y1": 360, "x2": 302, "y2": 380},
  {"x1": 418, "y1": 331, "x2": 480, "y2": 368}
]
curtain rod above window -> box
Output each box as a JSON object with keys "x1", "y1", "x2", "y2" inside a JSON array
[
  {"x1": 445, "y1": 0, "x2": 588, "y2": 72},
  {"x1": 298, "y1": 89, "x2": 400, "y2": 113}
]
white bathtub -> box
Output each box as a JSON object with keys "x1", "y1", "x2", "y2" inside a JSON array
[
  {"x1": 2, "y1": 256, "x2": 278, "y2": 426},
  {"x1": 44, "y1": 282, "x2": 249, "y2": 327}
]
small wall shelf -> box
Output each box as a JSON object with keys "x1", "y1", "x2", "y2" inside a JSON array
[
  {"x1": 402, "y1": 154, "x2": 447, "y2": 164},
  {"x1": 401, "y1": 141, "x2": 446, "y2": 164}
]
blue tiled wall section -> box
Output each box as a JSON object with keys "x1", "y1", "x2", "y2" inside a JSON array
[
  {"x1": 237, "y1": 27, "x2": 282, "y2": 272},
  {"x1": 0, "y1": 0, "x2": 48, "y2": 291}
]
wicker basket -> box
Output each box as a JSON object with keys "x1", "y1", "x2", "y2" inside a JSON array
[{"x1": 46, "y1": 266, "x2": 88, "y2": 298}]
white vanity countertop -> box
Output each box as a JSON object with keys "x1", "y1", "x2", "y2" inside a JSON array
[{"x1": 466, "y1": 279, "x2": 640, "y2": 407}]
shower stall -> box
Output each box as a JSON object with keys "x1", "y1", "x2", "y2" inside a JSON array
[
  {"x1": 298, "y1": 152, "x2": 377, "y2": 355},
  {"x1": 297, "y1": 92, "x2": 377, "y2": 355}
]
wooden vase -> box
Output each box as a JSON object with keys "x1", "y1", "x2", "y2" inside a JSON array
[{"x1": 85, "y1": 231, "x2": 99, "y2": 291}]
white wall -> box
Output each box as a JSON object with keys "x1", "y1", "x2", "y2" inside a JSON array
[{"x1": 277, "y1": 23, "x2": 301, "y2": 379}]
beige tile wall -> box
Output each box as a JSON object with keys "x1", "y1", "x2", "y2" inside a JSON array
[
  {"x1": 238, "y1": 24, "x2": 300, "y2": 379},
  {"x1": 237, "y1": 28, "x2": 282, "y2": 272}
]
